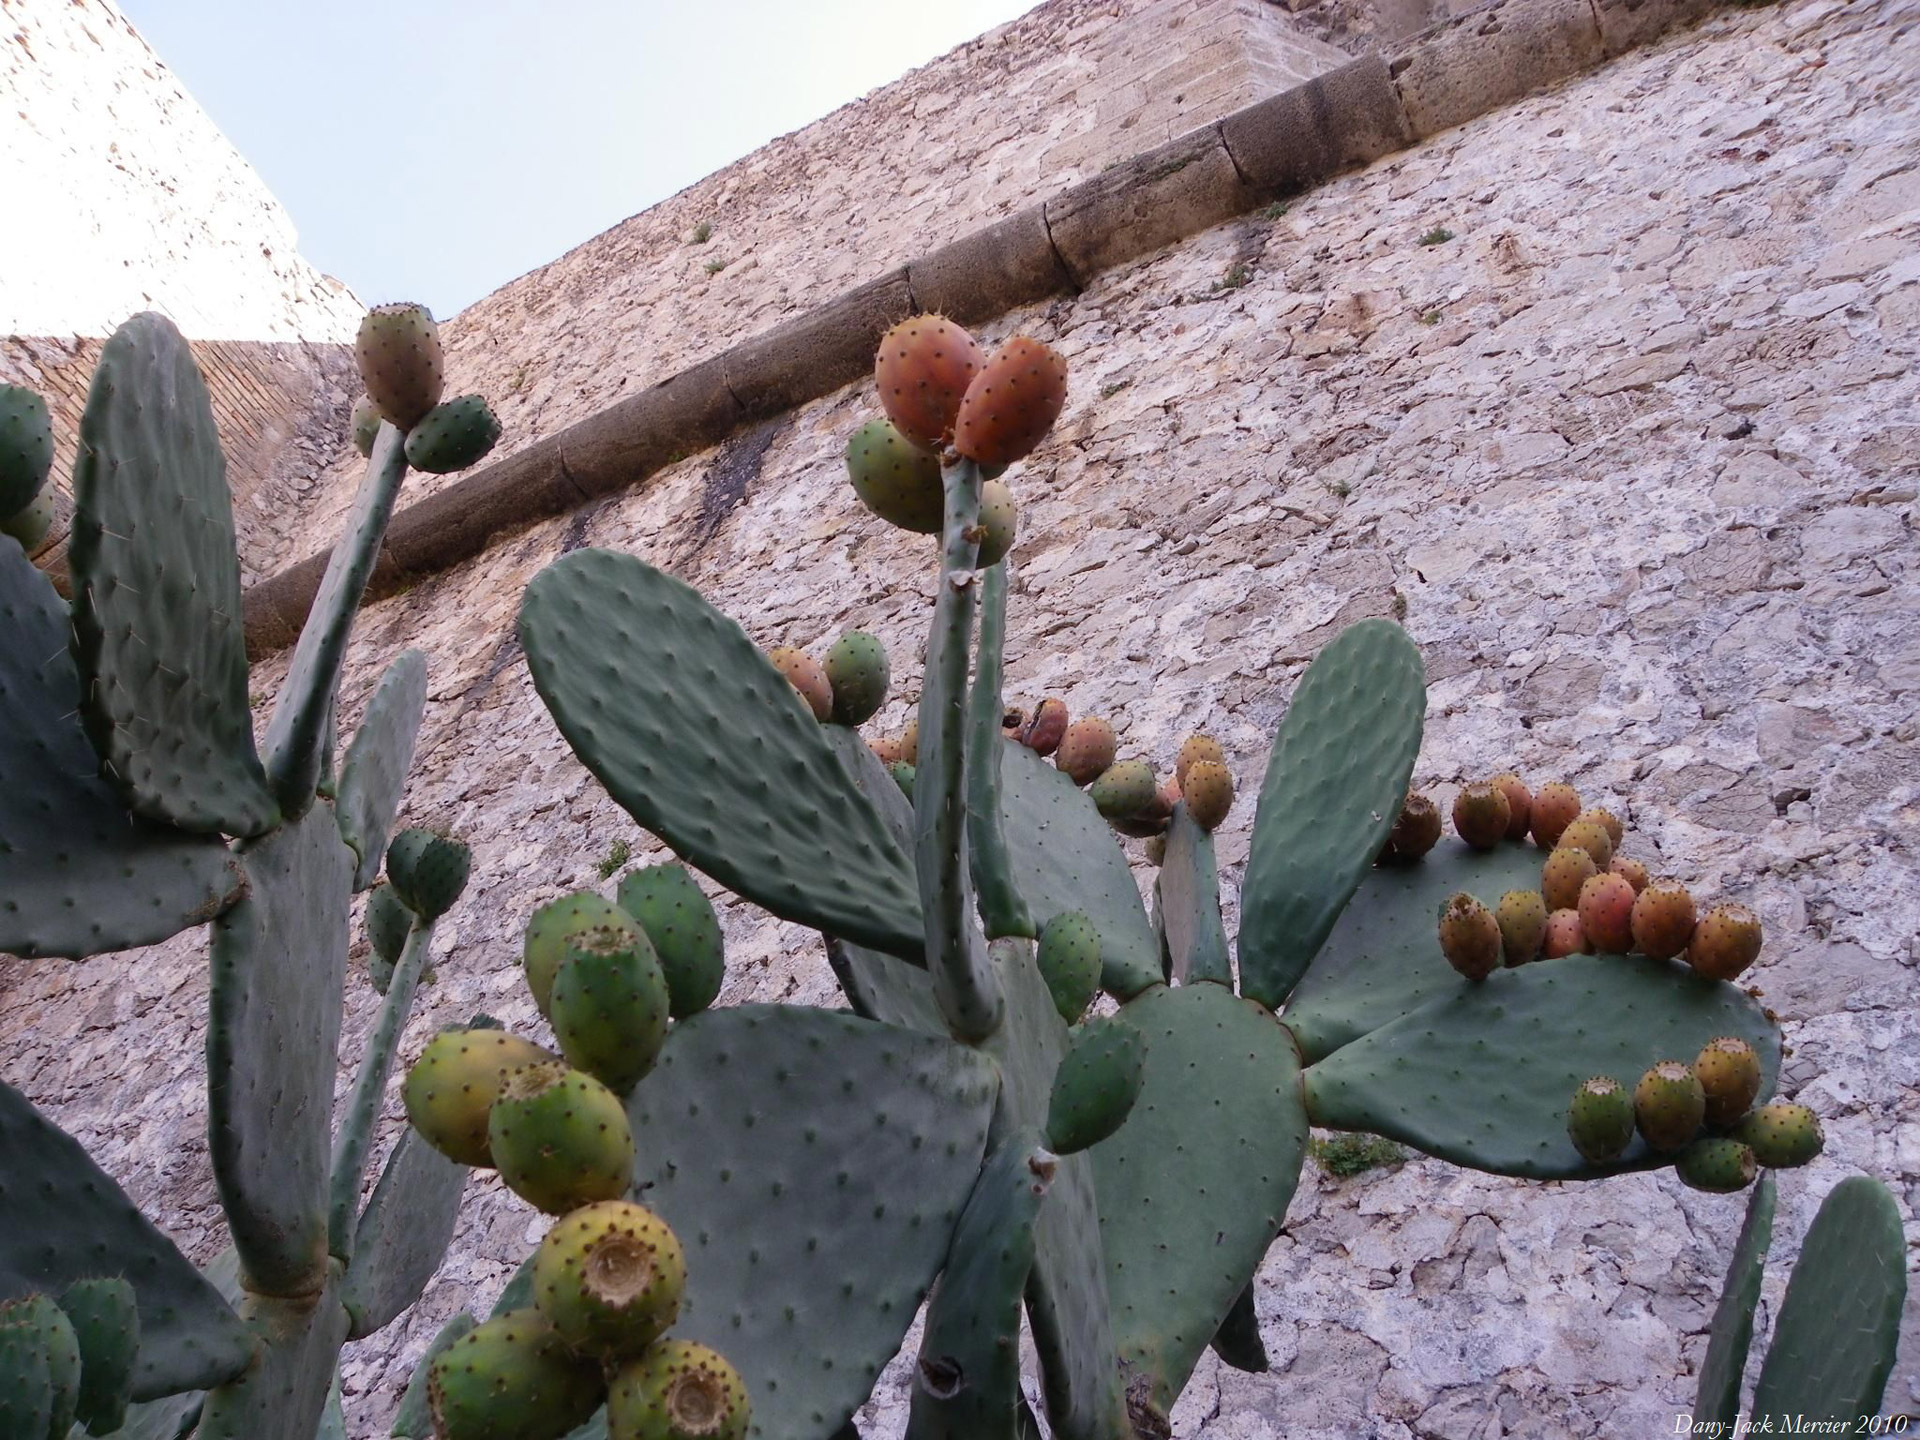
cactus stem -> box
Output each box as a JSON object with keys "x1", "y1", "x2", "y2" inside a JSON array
[{"x1": 967, "y1": 562, "x2": 1036, "y2": 943}]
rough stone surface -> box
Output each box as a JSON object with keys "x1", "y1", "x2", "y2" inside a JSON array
[{"x1": 2, "y1": 0, "x2": 1917, "y2": 1437}]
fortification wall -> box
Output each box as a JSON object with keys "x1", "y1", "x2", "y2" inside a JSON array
[{"x1": 0, "y1": 0, "x2": 1914, "y2": 1436}]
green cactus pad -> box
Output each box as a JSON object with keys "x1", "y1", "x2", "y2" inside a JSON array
[
  {"x1": 60, "y1": 1277, "x2": 140, "y2": 1436},
  {"x1": 826, "y1": 938, "x2": 946, "y2": 1036},
  {"x1": 403, "y1": 395, "x2": 502, "y2": 474},
  {"x1": 66, "y1": 313, "x2": 278, "y2": 837},
  {"x1": 549, "y1": 928, "x2": 672, "y2": 1094},
  {"x1": 0, "y1": 542, "x2": 244, "y2": 959},
  {"x1": 426, "y1": 1308, "x2": 604, "y2": 1440},
  {"x1": 384, "y1": 827, "x2": 471, "y2": 922},
  {"x1": 908, "y1": 1131, "x2": 1051, "y2": 1440},
  {"x1": 1301, "y1": 953, "x2": 1780, "y2": 1179},
  {"x1": 0, "y1": 1306, "x2": 53, "y2": 1440},
  {"x1": 0, "y1": 385, "x2": 53, "y2": 517},
  {"x1": 616, "y1": 864, "x2": 727, "y2": 1019},
  {"x1": 1694, "y1": 1173, "x2": 1775, "y2": 1430},
  {"x1": 0, "y1": 1080, "x2": 252, "y2": 1399},
  {"x1": 966, "y1": 563, "x2": 1035, "y2": 941},
  {"x1": 999, "y1": 741, "x2": 1161, "y2": 1000},
  {"x1": 0, "y1": 1293, "x2": 79, "y2": 1440},
  {"x1": 1209, "y1": 1283, "x2": 1269, "y2": 1374},
  {"x1": 1281, "y1": 839, "x2": 1549, "y2": 1063},
  {"x1": 341, "y1": 1129, "x2": 467, "y2": 1340},
  {"x1": 821, "y1": 722, "x2": 915, "y2": 856},
  {"x1": 520, "y1": 549, "x2": 924, "y2": 959},
  {"x1": 1238, "y1": 619, "x2": 1425, "y2": 1011},
  {"x1": 627, "y1": 1005, "x2": 999, "y2": 1440},
  {"x1": 1046, "y1": 1016, "x2": 1147, "y2": 1156},
  {"x1": 391, "y1": 1310, "x2": 476, "y2": 1438},
  {"x1": 335, "y1": 648, "x2": 429, "y2": 890},
  {"x1": 208, "y1": 804, "x2": 353, "y2": 1296},
  {"x1": 194, "y1": 1265, "x2": 351, "y2": 1440},
  {"x1": 1156, "y1": 806, "x2": 1231, "y2": 987},
  {"x1": 1092, "y1": 982, "x2": 1307, "y2": 1425},
  {"x1": 1752, "y1": 1176, "x2": 1907, "y2": 1425}
]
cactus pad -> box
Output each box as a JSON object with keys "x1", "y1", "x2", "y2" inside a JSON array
[
  {"x1": 341, "y1": 1130, "x2": 466, "y2": 1340},
  {"x1": 1694, "y1": 1173, "x2": 1775, "y2": 1429},
  {"x1": 1046, "y1": 1016, "x2": 1147, "y2": 1156},
  {"x1": 0, "y1": 1293, "x2": 78, "y2": 1440},
  {"x1": 1155, "y1": 806, "x2": 1231, "y2": 986},
  {"x1": 334, "y1": 648, "x2": 429, "y2": 890},
  {"x1": 825, "y1": 938, "x2": 946, "y2": 1035},
  {"x1": 383, "y1": 827, "x2": 471, "y2": 922},
  {"x1": 60, "y1": 1277, "x2": 140, "y2": 1435},
  {"x1": 194, "y1": 1266, "x2": 351, "y2": 1440},
  {"x1": 0, "y1": 385, "x2": 53, "y2": 517}
]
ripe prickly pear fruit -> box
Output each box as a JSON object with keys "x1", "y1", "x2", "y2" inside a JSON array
[
  {"x1": 1693, "y1": 1037, "x2": 1762, "y2": 1128},
  {"x1": 1633, "y1": 1061, "x2": 1706, "y2": 1153},
  {"x1": 351, "y1": 397, "x2": 382, "y2": 458},
  {"x1": 1182, "y1": 762, "x2": 1234, "y2": 832},
  {"x1": 384, "y1": 827, "x2": 471, "y2": 922},
  {"x1": 1576, "y1": 872, "x2": 1637, "y2": 954},
  {"x1": 1438, "y1": 893, "x2": 1502, "y2": 981},
  {"x1": 0, "y1": 385, "x2": 54, "y2": 518},
  {"x1": 1609, "y1": 854, "x2": 1649, "y2": 893},
  {"x1": 977, "y1": 477, "x2": 1018, "y2": 565},
  {"x1": 607, "y1": 1338, "x2": 750, "y2": 1440},
  {"x1": 898, "y1": 718, "x2": 920, "y2": 765},
  {"x1": 845, "y1": 417, "x2": 944, "y2": 533},
  {"x1": 874, "y1": 314, "x2": 982, "y2": 450},
  {"x1": 1557, "y1": 817, "x2": 1613, "y2": 869},
  {"x1": 0, "y1": 1293, "x2": 81, "y2": 1440},
  {"x1": 533, "y1": 1201, "x2": 685, "y2": 1361},
  {"x1": 427, "y1": 1308, "x2": 604, "y2": 1440},
  {"x1": 1090, "y1": 760, "x2": 1156, "y2": 820},
  {"x1": 59, "y1": 1277, "x2": 139, "y2": 1438},
  {"x1": 1019, "y1": 698, "x2": 1069, "y2": 755},
  {"x1": 404, "y1": 1027, "x2": 557, "y2": 1168},
  {"x1": 1675, "y1": 1137, "x2": 1757, "y2": 1193},
  {"x1": 405, "y1": 394, "x2": 502, "y2": 474},
  {"x1": 2, "y1": 485, "x2": 55, "y2": 554},
  {"x1": 1175, "y1": 735, "x2": 1224, "y2": 790},
  {"x1": 549, "y1": 926, "x2": 672, "y2": 1096},
  {"x1": 1055, "y1": 718, "x2": 1116, "y2": 787},
  {"x1": 356, "y1": 302, "x2": 444, "y2": 431},
  {"x1": 1630, "y1": 881, "x2": 1696, "y2": 961},
  {"x1": 1496, "y1": 890, "x2": 1548, "y2": 966},
  {"x1": 1384, "y1": 792, "x2": 1442, "y2": 862},
  {"x1": 1687, "y1": 903, "x2": 1763, "y2": 982},
  {"x1": 869, "y1": 734, "x2": 904, "y2": 765},
  {"x1": 1577, "y1": 807, "x2": 1624, "y2": 850},
  {"x1": 365, "y1": 881, "x2": 413, "y2": 994},
  {"x1": 488, "y1": 1062, "x2": 636, "y2": 1215},
  {"x1": 1542, "y1": 909, "x2": 1590, "y2": 957},
  {"x1": 1529, "y1": 782, "x2": 1581, "y2": 850},
  {"x1": 525, "y1": 893, "x2": 643, "y2": 1018},
  {"x1": 889, "y1": 761, "x2": 916, "y2": 801},
  {"x1": 1541, "y1": 845, "x2": 1598, "y2": 912},
  {"x1": 823, "y1": 632, "x2": 890, "y2": 725},
  {"x1": 953, "y1": 336, "x2": 1069, "y2": 467},
  {"x1": 1729, "y1": 1101, "x2": 1822, "y2": 1168},
  {"x1": 1110, "y1": 776, "x2": 1175, "y2": 839},
  {"x1": 1489, "y1": 772, "x2": 1532, "y2": 840},
  {"x1": 767, "y1": 647, "x2": 832, "y2": 722},
  {"x1": 1566, "y1": 1076, "x2": 1635, "y2": 1164},
  {"x1": 1046, "y1": 1015, "x2": 1148, "y2": 1155},
  {"x1": 616, "y1": 863, "x2": 726, "y2": 1019},
  {"x1": 1037, "y1": 911, "x2": 1102, "y2": 1024},
  {"x1": 1451, "y1": 781, "x2": 1512, "y2": 850}
]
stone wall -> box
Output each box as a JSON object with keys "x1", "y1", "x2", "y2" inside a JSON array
[{"x1": 1, "y1": 0, "x2": 1916, "y2": 1436}]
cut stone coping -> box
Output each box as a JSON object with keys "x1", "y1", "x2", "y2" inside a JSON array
[{"x1": 240, "y1": 0, "x2": 1719, "y2": 659}]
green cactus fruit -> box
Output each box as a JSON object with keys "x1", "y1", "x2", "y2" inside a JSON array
[
  {"x1": 2, "y1": 484, "x2": 56, "y2": 555},
  {"x1": 1496, "y1": 889, "x2": 1548, "y2": 966},
  {"x1": 823, "y1": 632, "x2": 890, "y2": 725},
  {"x1": 1438, "y1": 892, "x2": 1501, "y2": 981},
  {"x1": 426, "y1": 1308, "x2": 604, "y2": 1440},
  {"x1": 874, "y1": 314, "x2": 983, "y2": 450},
  {"x1": 1383, "y1": 791, "x2": 1442, "y2": 862},
  {"x1": 351, "y1": 397, "x2": 382, "y2": 458},
  {"x1": 953, "y1": 335, "x2": 1069, "y2": 467},
  {"x1": 532, "y1": 1200, "x2": 686, "y2": 1361},
  {"x1": 1730, "y1": 1102, "x2": 1823, "y2": 1169},
  {"x1": 1634, "y1": 1061, "x2": 1706, "y2": 1153},
  {"x1": 1609, "y1": 854, "x2": 1650, "y2": 893},
  {"x1": 845, "y1": 417, "x2": 944, "y2": 533},
  {"x1": 1557, "y1": 817, "x2": 1614, "y2": 870},
  {"x1": 384, "y1": 827, "x2": 471, "y2": 922},
  {"x1": 1450, "y1": 781, "x2": 1511, "y2": 850},
  {"x1": 356, "y1": 301, "x2": 444, "y2": 431},
  {"x1": 1542, "y1": 908, "x2": 1590, "y2": 957},
  {"x1": 1019, "y1": 698, "x2": 1069, "y2": 756},
  {"x1": 1182, "y1": 761, "x2": 1234, "y2": 832},
  {"x1": 549, "y1": 926, "x2": 672, "y2": 1096},
  {"x1": 525, "y1": 892, "x2": 643, "y2": 1018},
  {"x1": 1047, "y1": 1015, "x2": 1148, "y2": 1155},
  {"x1": 616, "y1": 863, "x2": 726, "y2": 1019},
  {"x1": 1566, "y1": 1076, "x2": 1635, "y2": 1164},
  {"x1": 0, "y1": 1294, "x2": 80, "y2": 1440},
  {"x1": 767, "y1": 647, "x2": 832, "y2": 722},
  {"x1": 1675, "y1": 1137, "x2": 1758, "y2": 1194},
  {"x1": 405, "y1": 394, "x2": 503, "y2": 474},
  {"x1": 1528, "y1": 782, "x2": 1581, "y2": 849},
  {"x1": 366, "y1": 881, "x2": 413, "y2": 994},
  {"x1": 1693, "y1": 1037, "x2": 1762, "y2": 1128},
  {"x1": 1174, "y1": 734, "x2": 1224, "y2": 790},
  {"x1": 1630, "y1": 880, "x2": 1696, "y2": 961},
  {"x1": 1687, "y1": 903, "x2": 1764, "y2": 982},
  {"x1": 1576, "y1": 872, "x2": 1637, "y2": 954},
  {"x1": 977, "y1": 477, "x2": 1017, "y2": 566},
  {"x1": 58, "y1": 1278, "x2": 138, "y2": 1437},
  {"x1": 1577, "y1": 806, "x2": 1624, "y2": 850},
  {"x1": 488, "y1": 1061, "x2": 637, "y2": 1215},
  {"x1": 889, "y1": 760, "x2": 916, "y2": 802},
  {"x1": 1488, "y1": 771, "x2": 1532, "y2": 840},
  {"x1": 1541, "y1": 845, "x2": 1598, "y2": 912},
  {"x1": 607, "y1": 1338, "x2": 751, "y2": 1440},
  {"x1": 403, "y1": 1028, "x2": 558, "y2": 1168},
  {"x1": 0, "y1": 386, "x2": 54, "y2": 518},
  {"x1": 1036, "y1": 910, "x2": 1102, "y2": 1024},
  {"x1": 1090, "y1": 759, "x2": 1157, "y2": 820}
]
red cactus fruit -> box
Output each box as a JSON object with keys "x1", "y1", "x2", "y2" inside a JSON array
[
  {"x1": 1541, "y1": 845, "x2": 1598, "y2": 912},
  {"x1": 1451, "y1": 782, "x2": 1512, "y2": 850},
  {"x1": 1055, "y1": 718, "x2": 1116, "y2": 787},
  {"x1": 898, "y1": 719, "x2": 919, "y2": 765},
  {"x1": 1384, "y1": 793, "x2": 1442, "y2": 862},
  {"x1": 1439, "y1": 893, "x2": 1502, "y2": 981},
  {"x1": 1630, "y1": 881, "x2": 1696, "y2": 961},
  {"x1": 768, "y1": 647, "x2": 831, "y2": 722},
  {"x1": 1577, "y1": 806, "x2": 1624, "y2": 850},
  {"x1": 1577, "y1": 872, "x2": 1637, "y2": 954},
  {"x1": 1183, "y1": 762, "x2": 1234, "y2": 832},
  {"x1": 1496, "y1": 889, "x2": 1548, "y2": 966},
  {"x1": 1530, "y1": 782, "x2": 1582, "y2": 850},
  {"x1": 869, "y1": 735, "x2": 904, "y2": 766},
  {"x1": 1542, "y1": 909, "x2": 1591, "y2": 957},
  {"x1": 874, "y1": 315, "x2": 982, "y2": 449},
  {"x1": 1175, "y1": 735, "x2": 1225, "y2": 790},
  {"x1": 1609, "y1": 855, "x2": 1650, "y2": 893},
  {"x1": 1688, "y1": 904, "x2": 1764, "y2": 982},
  {"x1": 1558, "y1": 817, "x2": 1614, "y2": 869},
  {"x1": 1019, "y1": 698, "x2": 1069, "y2": 755},
  {"x1": 1489, "y1": 772, "x2": 1532, "y2": 840},
  {"x1": 953, "y1": 336, "x2": 1069, "y2": 467}
]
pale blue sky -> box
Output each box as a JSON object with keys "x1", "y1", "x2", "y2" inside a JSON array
[{"x1": 119, "y1": 1, "x2": 1041, "y2": 321}]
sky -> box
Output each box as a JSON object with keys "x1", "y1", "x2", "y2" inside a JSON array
[{"x1": 118, "y1": 0, "x2": 1043, "y2": 322}]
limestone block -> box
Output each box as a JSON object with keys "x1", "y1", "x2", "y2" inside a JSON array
[
  {"x1": 1590, "y1": 0, "x2": 1720, "y2": 56},
  {"x1": 379, "y1": 436, "x2": 582, "y2": 586},
  {"x1": 1388, "y1": 0, "x2": 1606, "y2": 139},
  {"x1": 909, "y1": 208, "x2": 1074, "y2": 325},
  {"x1": 722, "y1": 271, "x2": 914, "y2": 420},
  {"x1": 1219, "y1": 56, "x2": 1414, "y2": 198},
  {"x1": 562, "y1": 358, "x2": 742, "y2": 500},
  {"x1": 1044, "y1": 126, "x2": 1255, "y2": 285}
]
